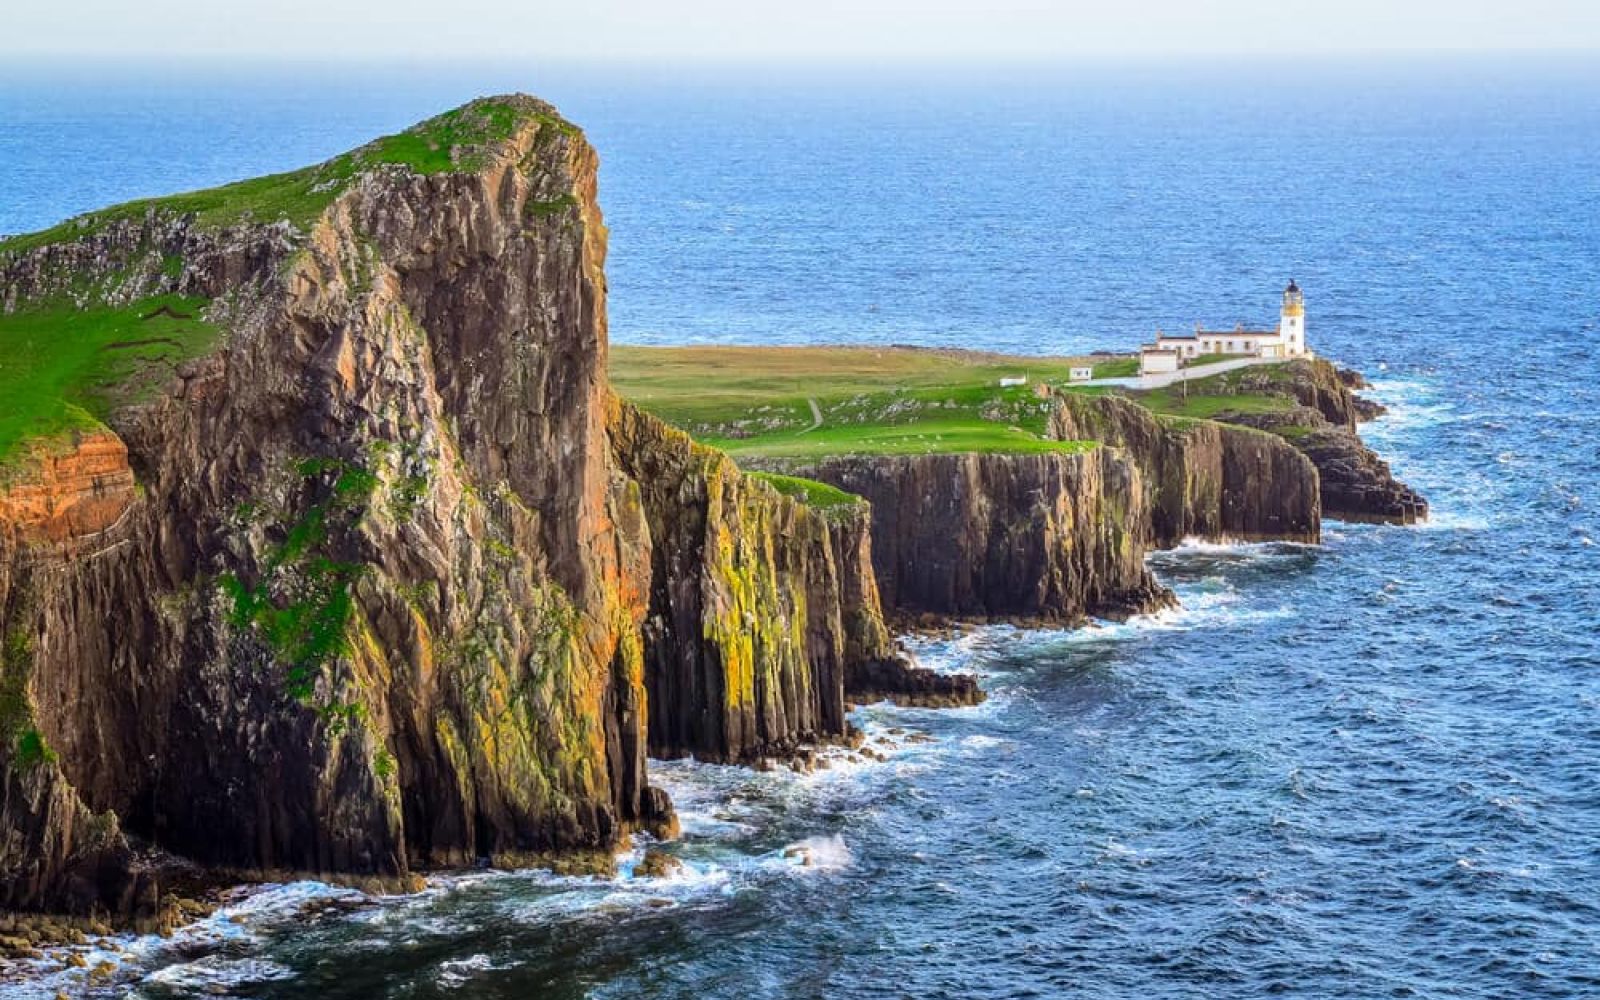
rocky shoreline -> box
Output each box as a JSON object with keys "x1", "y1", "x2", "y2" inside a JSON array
[{"x1": 0, "y1": 93, "x2": 1424, "y2": 960}]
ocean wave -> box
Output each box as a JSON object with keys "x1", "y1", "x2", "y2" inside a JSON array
[{"x1": 145, "y1": 955, "x2": 299, "y2": 991}]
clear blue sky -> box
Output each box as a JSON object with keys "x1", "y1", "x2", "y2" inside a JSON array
[{"x1": 7, "y1": 1, "x2": 1600, "y2": 61}]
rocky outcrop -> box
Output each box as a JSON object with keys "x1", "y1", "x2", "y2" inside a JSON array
[
  {"x1": 845, "y1": 655, "x2": 984, "y2": 709},
  {"x1": 608, "y1": 402, "x2": 978, "y2": 760},
  {"x1": 610, "y1": 402, "x2": 851, "y2": 763},
  {"x1": 821, "y1": 491, "x2": 985, "y2": 707},
  {"x1": 1223, "y1": 409, "x2": 1428, "y2": 524},
  {"x1": 1051, "y1": 392, "x2": 1322, "y2": 547},
  {"x1": 1180, "y1": 360, "x2": 1427, "y2": 524},
  {"x1": 0, "y1": 432, "x2": 136, "y2": 547},
  {"x1": 772, "y1": 448, "x2": 1172, "y2": 624}
]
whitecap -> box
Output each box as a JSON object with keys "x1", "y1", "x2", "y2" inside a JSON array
[
  {"x1": 777, "y1": 834, "x2": 852, "y2": 871},
  {"x1": 146, "y1": 954, "x2": 298, "y2": 990},
  {"x1": 437, "y1": 953, "x2": 513, "y2": 988}
]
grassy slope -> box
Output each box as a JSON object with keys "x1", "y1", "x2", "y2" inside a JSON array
[
  {"x1": 1096, "y1": 362, "x2": 1300, "y2": 421},
  {"x1": 0, "y1": 294, "x2": 217, "y2": 465},
  {"x1": 0, "y1": 97, "x2": 566, "y2": 468},
  {"x1": 748, "y1": 472, "x2": 864, "y2": 512},
  {"x1": 611, "y1": 345, "x2": 1102, "y2": 459}
]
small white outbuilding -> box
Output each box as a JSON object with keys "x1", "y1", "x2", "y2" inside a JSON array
[
  {"x1": 1068, "y1": 366, "x2": 1094, "y2": 382},
  {"x1": 1139, "y1": 348, "x2": 1180, "y2": 375}
]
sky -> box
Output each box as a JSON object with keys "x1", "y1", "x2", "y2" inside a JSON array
[{"x1": 6, "y1": 0, "x2": 1600, "y2": 62}]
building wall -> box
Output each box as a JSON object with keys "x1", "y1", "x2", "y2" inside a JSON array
[{"x1": 1140, "y1": 351, "x2": 1180, "y2": 374}]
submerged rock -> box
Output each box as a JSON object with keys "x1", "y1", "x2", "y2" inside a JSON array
[{"x1": 631, "y1": 850, "x2": 683, "y2": 880}]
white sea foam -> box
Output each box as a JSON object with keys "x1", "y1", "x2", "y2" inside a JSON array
[
  {"x1": 145, "y1": 955, "x2": 299, "y2": 991},
  {"x1": 960, "y1": 734, "x2": 1007, "y2": 751},
  {"x1": 777, "y1": 834, "x2": 853, "y2": 871},
  {"x1": 437, "y1": 953, "x2": 508, "y2": 989},
  {"x1": 1162, "y1": 536, "x2": 1322, "y2": 557}
]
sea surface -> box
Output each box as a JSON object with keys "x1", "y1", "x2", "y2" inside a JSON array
[{"x1": 2, "y1": 57, "x2": 1599, "y2": 999}]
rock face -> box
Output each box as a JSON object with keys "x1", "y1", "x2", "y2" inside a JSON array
[
  {"x1": 1051, "y1": 393, "x2": 1322, "y2": 547},
  {"x1": 0, "y1": 433, "x2": 137, "y2": 547},
  {"x1": 0, "y1": 96, "x2": 979, "y2": 919},
  {"x1": 609, "y1": 402, "x2": 974, "y2": 761},
  {"x1": 775, "y1": 448, "x2": 1172, "y2": 623},
  {"x1": 1188, "y1": 360, "x2": 1427, "y2": 525},
  {"x1": 611, "y1": 402, "x2": 851, "y2": 763},
  {"x1": 0, "y1": 96, "x2": 676, "y2": 917}
]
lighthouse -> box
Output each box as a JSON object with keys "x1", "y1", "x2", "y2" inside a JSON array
[{"x1": 1279, "y1": 279, "x2": 1307, "y2": 357}]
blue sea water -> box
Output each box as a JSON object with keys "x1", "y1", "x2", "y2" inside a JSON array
[{"x1": 2, "y1": 57, "x2": 1599, "y2": 999}]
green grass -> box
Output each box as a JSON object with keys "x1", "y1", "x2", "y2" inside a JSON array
[
  {"x1": 1091, "y1": 357, "x2": 1139, "y2": 378},
  {"x1": 1114, "y1": 363, "x2": 1299, "y2": 421},
  {"x1": 611, "y1": 345, "x2": 1102, "y2": 459},
  {"x1": 0, "y1": 293, "x2": 219, "y2": 466},
  {"x1": 1185, "y1": 353, "x2": 1239, "y2": 367},
  {"x1": 1121, "y1": 388, "x2": 1293, "y2": 420},
  {"x1": 748, "y1": 472, "x2": 865, "y2": 510},
  {"x1": 0, "y1": 97, "x2": 565, "y2": 256}
]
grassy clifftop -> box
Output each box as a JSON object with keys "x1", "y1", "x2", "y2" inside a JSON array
[
  {"x1": 1103, "y1": 363, "x2": 1302, "y2": 422},
  {"x1": 0, "y1": 96, "x2": 574, "y2": 257},
  {"x1": 610, "y1": 345, "x2": 1103, "y2": 459},
  {"x1": 0, "y1": 294, "x2": 217, "y2": 466}
]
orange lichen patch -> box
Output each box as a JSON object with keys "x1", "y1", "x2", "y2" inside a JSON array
[{"x1": 0, "y1": 431, "x2": 137, "y2": 545}]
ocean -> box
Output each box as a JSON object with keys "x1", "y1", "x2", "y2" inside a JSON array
[{"x1": 2, "y1": 56, "x2": 1599, "y2": 999}]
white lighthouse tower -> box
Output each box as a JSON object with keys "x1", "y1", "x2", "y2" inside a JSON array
[{"x1": 1279, "y1": 279, "x2": 1309, "y2": 357}]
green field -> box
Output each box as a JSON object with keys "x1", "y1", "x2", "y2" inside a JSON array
[
  {"x1": 1079, "y1": 361, "x2": 1300, "y2": 421},
  {"x1": 0, "y1": 294, "x2": 219, "y2": 466},
  {"x1": 611, "y1": 345, "x2": 1104, "y2": 459},
  {"x1": 747, "y1": 472, "x2": 866, "y2": 511}
]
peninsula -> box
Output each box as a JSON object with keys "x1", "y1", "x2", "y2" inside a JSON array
[{"x1": 0, "y1": 95, "x2": 1423, "y2": 943}]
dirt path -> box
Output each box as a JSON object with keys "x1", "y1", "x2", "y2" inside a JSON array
[{"x1": 797, "y1": 398, "x2": 823, "y2": 434}]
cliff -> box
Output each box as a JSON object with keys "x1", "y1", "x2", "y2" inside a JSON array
[
  {"x1": 612, "y1": 402, "x2": 846, "y2": 762},
  {"x1": 0, "y1": 96, "x2": 983, "y2": 922},
  {"x1": 0, "y1": 97, "x2": 679, "y2": 917},
  {"x1": 766, "y1": 446, "x2": 1173, "y2": 624},
  {"x1": 1166, "y1": 360, "x2": 1427, "y2": 524},
  {"x1": 1050, "y1": 393, "x2": 1322, "y2": 547},
  {"x1": 609, "y1": 403, "x2": 976, "y2": 760},
  {"x1": 0, "y1": 97, "x2": 702, "y2": 919}
]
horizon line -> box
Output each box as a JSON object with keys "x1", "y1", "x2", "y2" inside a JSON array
[{"x1": 4, "y1": 47, "x2": 1600, "y2": 69}]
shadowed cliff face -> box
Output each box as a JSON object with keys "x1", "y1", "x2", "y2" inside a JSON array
[
  {"x1": 1051, "y1": 393, "x2": 1322, "y2": 547},
  {"x1": 775, "y1": 448, "x2": 1173, "y2": 624}
]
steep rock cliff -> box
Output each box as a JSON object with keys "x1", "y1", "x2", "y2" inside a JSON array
[
  {"x1": 0, "y1": 96, "x2": 684, "y2": 917},
  {"x1": 1051, "y1": 393, "x2": 1322, "y2": 547},
  {"x1": 610, "y1": 402, "x2": 851, "y2": 762},
  {"x1": 770, "y1": 447, "x2": 1172, "y2": 624},
  {"x1": 1186, "y1": 360, "x2": 1427, "y2": 524}
]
